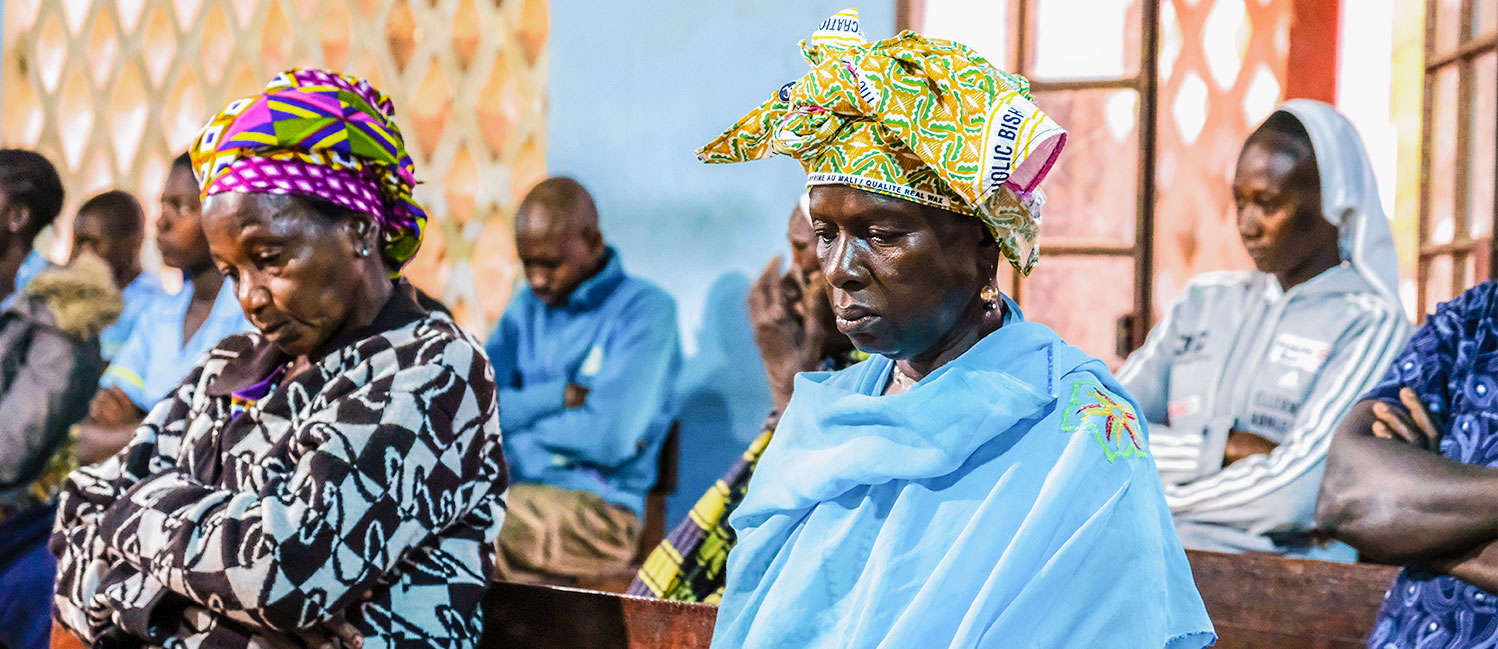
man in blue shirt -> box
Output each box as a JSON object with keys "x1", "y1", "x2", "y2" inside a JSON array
[
  {"x1": 69, "y1": 190, "x2": 167, "y2": 360},
  {"x1": 74, "y1": 153, "x2": 252, "y2": 465},
  {"x1": 487, "y1": 177, "x2": 681, "y2": 583},
  {"x1": 1317, "y1": 282, "x2": 1498, "y2": 648},
  {"x1": 0, "y1": 149, "x2": 65, "y2": 312}
]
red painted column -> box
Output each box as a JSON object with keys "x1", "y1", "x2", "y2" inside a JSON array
[{"x1": 1285, "y1": 0, "x2": 1342, "y2": 102}]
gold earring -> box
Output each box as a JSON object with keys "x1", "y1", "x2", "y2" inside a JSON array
[{"x1": 980, "y1": 283, "x2": 1000, "y2": 309}]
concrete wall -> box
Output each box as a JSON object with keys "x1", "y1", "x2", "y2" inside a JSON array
[{"x1": 545, "y1": 1, "x2": 896, "y2": 522}]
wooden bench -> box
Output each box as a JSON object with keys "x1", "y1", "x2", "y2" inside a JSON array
[
  {"x1": 481, "y1": 550, "x2": 1402, "y2": 649},
  {"x1": 50, "y1": 550, "x2": 1404, "y2": 649}
]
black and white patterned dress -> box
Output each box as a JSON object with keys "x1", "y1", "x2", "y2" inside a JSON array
[{"x1": 52, "y1": 284, "x2": 508, "y2": 649}]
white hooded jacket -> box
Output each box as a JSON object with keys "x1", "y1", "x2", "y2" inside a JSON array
[{"x1": 1117, "y1": 100, "x2": 1411, "y2": 559}]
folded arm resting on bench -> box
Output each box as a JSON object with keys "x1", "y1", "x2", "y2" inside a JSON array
[{"x1": 1316, "y1": 399, "x2": 1498, "y2": 584}]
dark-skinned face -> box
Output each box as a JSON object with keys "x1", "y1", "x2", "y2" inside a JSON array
[
  {"x1": 202, "y1": 193, "x2": 380, "y2": 358},
  {"x1": 810, "y1": 185, "x2": 994, "y2": 359},
  {"x1": 1233, "y1": 138, "x2": 1336, "y2": 277},
  {"x1": 787, "y1": 205, "x2": 822, "y2": 283},
  {"x1": 71, "y1": 209, "x2": 143, "y2": 283},
  {"x1": 516, "y1": 205, "x2": 605, "y2": 307},
  {"x1": 156, "y1": 167, "x2": 211, "y2": 272}
]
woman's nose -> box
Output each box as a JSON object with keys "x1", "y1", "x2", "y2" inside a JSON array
[
  {"x1": 822, "y1": 235, "x2": 868, "y2": 291},
  {"x1": 236, "y1": 274, "x2": 272, "y2": 313}
]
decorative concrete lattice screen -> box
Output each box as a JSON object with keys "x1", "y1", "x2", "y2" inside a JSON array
[
  {"x1": 0, "y1": 0, "x2": 547, "y2": 333},
  {"x1": 1151, "y1": 0, "x2": 1291, "y2": 306}
]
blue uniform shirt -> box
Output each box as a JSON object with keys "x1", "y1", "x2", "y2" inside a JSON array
[
  {"x1": 99, "y1": 277, "x2": 253, "y2": 411},
  {"x1": 1, "y1": 250, "x2": 51, "y2": 311},
  {"x1": 98, "y1": 272, "x2": 168, "y2": 361},
  {"x1": 485, "y1": 248, "x2": 681, "y2": 516},
  {"x1": 1364, "y1": 281, "x2": 1498, "y2": 649}
]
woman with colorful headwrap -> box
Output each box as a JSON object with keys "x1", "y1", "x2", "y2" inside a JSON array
[
  {"x1": 51, "y1": 69, "x2": 508, "y2": 649},
  {"x1": 700, "y1": 10, "x2": 1213, "y2": 649}
]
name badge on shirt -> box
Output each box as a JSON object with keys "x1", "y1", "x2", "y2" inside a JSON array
[{"x1": 1267, "y1": 333, "x2": 1331, "y2": 373}]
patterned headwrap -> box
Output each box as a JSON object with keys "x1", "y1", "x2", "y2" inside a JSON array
[
  {"x1": 189, "y1": 68, "x2": 428, "y2": 276},
  {"x1": 699, "y1": 8, "x2": 1068, "y2": 275}
]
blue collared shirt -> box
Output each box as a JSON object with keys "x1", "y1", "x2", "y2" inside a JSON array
[
  {"x1": 99, "y1": 277, "x2": 253, "y2": 411},
  {"x1": 98, "y1": 272, "x2": 168, "y2": 361},
  {"x1": 1, "y1": 250, "x2": 51, "y2": 311},
  {"x1": 1363, "y1": 281, "x2": 1498, "y2": 649},
  {"x1": 485, "y1": 248, "x2": 681, "y2": 515}
]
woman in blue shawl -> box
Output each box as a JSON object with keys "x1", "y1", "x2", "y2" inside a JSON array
[{"x1": 694, "y1": 9, "x2": 1216, "y2": 649}]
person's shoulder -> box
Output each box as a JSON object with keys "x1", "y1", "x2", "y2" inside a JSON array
[
  {"x1": 1432, "y1": 280, "x2": 1498, "y2": 323},
  {"x1": 1179, "y1": 270, "x2": 1258, "y2": 295},
  {"x1": 612, "y1": 274, "x2": 679, "y2": 322},
  {"x1": 1053, "y1": 367, "x2": 1151, "y2": 464},
  {"x1": 384, "y1": 311, "x2": 494, "y2": 377},
  {"x1": 21, "y1": 255, "x2": 122, "y2": 340}
]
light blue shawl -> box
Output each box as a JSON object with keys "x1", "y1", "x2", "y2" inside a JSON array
[{"x1": 711, "y1": 303, "x2": 1216, "y2": 649}]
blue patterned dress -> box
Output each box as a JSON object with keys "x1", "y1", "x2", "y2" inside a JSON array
[{"x1": 1364, "y1": 281, "x2": 1498, "y2": 649}]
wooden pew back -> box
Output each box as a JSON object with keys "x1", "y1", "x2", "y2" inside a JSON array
[
  {"x1": 481, "y1": 551, "x2": 1403, "y2": 649},
  {"x1": 1188, "y1": 550, "x2": 1399, "y2": 649}
]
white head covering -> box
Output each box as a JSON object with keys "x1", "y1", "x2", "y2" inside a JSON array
[{"x1": 1267, "y1": 99, "x2": 1403, "y2": 315}]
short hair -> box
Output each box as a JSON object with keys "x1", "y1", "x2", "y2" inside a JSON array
[
  {"x1": 77, "y1": 190, "x2": 145, "y2": 235},
  {"x1": 516, "y1": 177, "x2": 599, "y2": 232},
  {"x1": 172, "y1": 151, "x2": 193, "y2": 173},
  {"x1": 1247, "y1": 112, "x2": 1315, "y2": 165},
  {"x1": 0, "y1": 149, "x2": 65, "y2": 234}
]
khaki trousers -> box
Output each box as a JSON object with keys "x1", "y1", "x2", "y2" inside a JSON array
[{"x1": 493, "y1": 483, "x2": 641, "y2": 583}]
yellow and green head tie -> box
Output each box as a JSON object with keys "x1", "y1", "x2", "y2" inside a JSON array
[{"x1": 698, "y1": 8, "x2": 1067, "y2": 275}]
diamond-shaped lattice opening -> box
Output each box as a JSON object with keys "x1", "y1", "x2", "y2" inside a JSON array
[
  {"x1": 510, "y1": 137, "x2": 546, "y2": 204},
  {"x1": 351, "y1": 51, "x2": 385, "y2": 92},
  {"x1": 173, "y1": 0, "x2": 203, "y2": 33},
  {"x1": 1240, "y1": 64, "x2": 1279, "y2": 124},
  {"x1": 225, "y1": 62, "x2": 262, "y2": 108},
  {"x1": 86, "y1": 9, "x2": 120, "y2": 87},
  {"x1": 115, "y1": 0, "x2": 146, "y2": 32},
  {"x1": 58, "y1": 72, "x2": 95, "y2": 168},
  {"x1": 409, "y1": 61, "x2": 453, "y2": 159},
  {"x1": 2, "y1": 68, "x2": 45, "y2": 144},
  {"x1": 229, "y1": 0, "x2": 258, "y2": 28},
  {"x1": 141, "y1": 6, "x2": 176, "y2": 87},
  {"x1": 1202, "y1": 0, "x2": 1246, "y2": 89},
  {"x1": 200, "y1": 5, "x2": 234, "y2": 84},
  {"x1": 109, "y1": 64, "x2": 149, "y2": 170},
  {"x1": 59, "y1": 0, "x2": 90, "y2": 34},
  {"x1": 320, "y1": 1, "x2": 352, "y2": 71},
  {"x1": 1172, "y1": 70, "x2": 1209, "y2": 145},
  {"x1": 473, "y1": 215, "x2": 520, "y2": 321},
  {"x1": 516, "y1": 0, "x2": 549, "y2": 65},
  {"x1": 4, "y1": 0, "x2": 43, "y2": 43},
  {"x1": 444, "y1": 146, "x2": 479, "y2": 224},
  {"x1": 164, "y1": 70, "x2": 206, "y2": 154},
  {"x1": 453, "y1": 0, "x2": 482, "y2": 69},
  {"x1": 261, "y1": 3, "x2": 294, "y2": 74},
  {"x1": 1159, "y1": 0, "x2": 1181, "y2": 81},
  {"x1": 291, "y1": 0, "x2": 320, "y2": 21},
  {"x1": 81, "y1": 150, "x2": 113, "y2": 196},
  {"x1": 35, "y1": 11, "x2": 68, "y2": 92},
  {"x1": 386, "y1": 1, "x2": 418, "y2": 73},
  {"x1": 479, "y1": 61, "x2": 523, "y2": 153}
]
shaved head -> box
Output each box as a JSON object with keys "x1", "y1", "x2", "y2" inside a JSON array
[
  {"x1": 514, "y1": 177, "x2": 607, "y2": 306},
  {"x1": 515, "y1": 176, "x2": 600, "y2": 237}
]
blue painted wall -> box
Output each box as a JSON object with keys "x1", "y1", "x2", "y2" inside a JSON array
[{"x1": 545, "y1": 1, "x2": 896, "y2": 523}]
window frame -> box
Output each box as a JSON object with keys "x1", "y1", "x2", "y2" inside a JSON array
[{"x1": 1416, "y1": 0, "x2": 1498, "y2": 317}]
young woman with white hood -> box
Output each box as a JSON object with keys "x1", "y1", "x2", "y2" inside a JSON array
[{"x1": 1117, "y1": 99, "x2": 1410, "y2": 560}]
